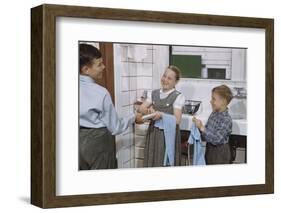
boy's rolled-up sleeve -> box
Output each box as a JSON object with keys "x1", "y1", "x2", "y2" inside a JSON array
[{"x1": 100, "y1": 91, "x2": 135, "y2": 135}]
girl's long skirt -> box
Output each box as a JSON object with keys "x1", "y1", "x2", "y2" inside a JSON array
[
  {"x1": 79, "y1": 127, "x2": 117, "y2": 170},
  {"x1": 144, "y1": 124, "x2": 181, "y2": 167}
]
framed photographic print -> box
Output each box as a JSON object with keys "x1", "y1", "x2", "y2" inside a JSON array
[{"x1": 31, "y1": 4, "x2": 274, "y2": 208}]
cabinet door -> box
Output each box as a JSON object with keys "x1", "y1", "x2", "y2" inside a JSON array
[{"x1": 231, "y1": 49, "x2": 246, "y2": 81}]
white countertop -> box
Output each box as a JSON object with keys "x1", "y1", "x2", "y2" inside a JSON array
[{"x1": 180, "y1": 113, "x2": 247, "y2": 136}]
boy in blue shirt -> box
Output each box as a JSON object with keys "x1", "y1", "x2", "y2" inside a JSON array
[
  {"x1": 79, "y1": 43, "x2": 135, "y2": 170},
  {"x1": 193, "y1": 85, "x2": 233, "y2": 165}
]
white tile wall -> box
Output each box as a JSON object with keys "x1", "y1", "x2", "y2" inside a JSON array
[
  {"x1": 120, "y1": 44, "x2": 128, "y2": 62},
  {"x1": 130, "y1": 77, "x2": 137, "y2": 91},
  {"x1": 142, "y1": 47, "x2": 153, "y2": 63},
  {"x1": 137, "y1": 89, "x2": 152, "y2": 100},
  {"x1": 120, "y1": 61, "x2": 129, "y2": 77},
  {"x1": 121, "y1": 77, "x2": 130, "y2": 91},
  {"x1": 121, "y1": 91, "x2": 130, "y2": 106},
  {"x1": 137, "y1": 77, "x2": 152, "y2": 89},
  {"x1": 129, "y1": 90, "x2": 137, "y2": 106},
  {"x1": 137, "y1": 63, "x2": 153, "y2": 76},
  {"x1": 117, "y1": 146, "x2": 134, "y2": 168},
  {"x1": 114, "y1": 43, "x2": 170, "y2": 168},
  {"x1": 128, "y1": 62, "x2": 137, "y2": 76},
  {"x1": 119, "y1": 105, "x2": 133, "y2": 117}
]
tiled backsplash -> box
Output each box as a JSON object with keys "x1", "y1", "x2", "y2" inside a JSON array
[
  {"x1": 114, "y1": 44, "x2": 169, "y2": 168},
  {"x1": 115, "y1": 44, "x2": 170, "y2": 111}
]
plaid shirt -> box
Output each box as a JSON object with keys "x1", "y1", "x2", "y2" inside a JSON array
[{"x1": 202, "y1": 109, "x2": 232, "y2": 145}]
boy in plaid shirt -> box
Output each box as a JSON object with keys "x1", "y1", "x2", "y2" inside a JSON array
[{"x1": 193, "y1": 85, "x2": 233, "y2": 165}]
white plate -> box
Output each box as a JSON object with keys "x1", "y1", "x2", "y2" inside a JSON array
[{"x1": 142, "y1": 112, "x2": 157, "y2": 121}]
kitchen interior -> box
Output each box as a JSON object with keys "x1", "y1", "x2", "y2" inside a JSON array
[{"x1": 87, "y1": 42, "x2": 247, "y2": 168}]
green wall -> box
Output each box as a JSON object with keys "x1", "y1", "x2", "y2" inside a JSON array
[{"x1": 171, "y1": 55, "x2": 202, "y2": 78}]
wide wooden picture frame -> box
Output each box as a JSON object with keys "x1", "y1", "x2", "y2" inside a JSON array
[{"x1": 31, "y1": 4, "x2": 274, "y2": 208}]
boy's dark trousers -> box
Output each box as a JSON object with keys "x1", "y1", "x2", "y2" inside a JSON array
[{"x1": 205, "y1": 142, "x2": 231, "y2": 165}]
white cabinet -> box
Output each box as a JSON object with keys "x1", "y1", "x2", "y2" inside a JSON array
[
  {"x1": 134, "y1": 123, "x2": 149, "y2": 167},
  {"x1": 231, "y1": 49, "x2": 247, "y2": 81},
  {"x1": 172, "y1": 46, "x2": 246, "y2": 81}
]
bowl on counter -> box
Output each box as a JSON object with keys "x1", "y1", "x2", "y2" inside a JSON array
[{"x1": 183, "y1": 100, "x2": 201, "y2": 115}]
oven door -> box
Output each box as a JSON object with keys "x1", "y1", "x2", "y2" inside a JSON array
[{"x1": 202, "y1": 65, "x2": 231, "y2": 80}]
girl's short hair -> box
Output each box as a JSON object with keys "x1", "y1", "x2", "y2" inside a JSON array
[
  {"x1": 79, "y1": 43, "x2": 102, "y2": 72},
  {"x1": 212, "y1": 85, "x2": 233, "y2": 104},
  {"x1": 167, "y1": 65, "x2": 181, "y2": 82}
]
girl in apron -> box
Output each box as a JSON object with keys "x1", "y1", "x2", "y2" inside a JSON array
[{"x1": 137, "y1": 66, "x2": 185, "y2": 167}]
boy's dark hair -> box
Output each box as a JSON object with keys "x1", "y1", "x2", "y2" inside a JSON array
[
  {"x1": 212, "y1": 85, "x2": 233, "y2": 104},
  {"x1": 79, "y1": 43, "x2": 102, "y2": 72}
]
